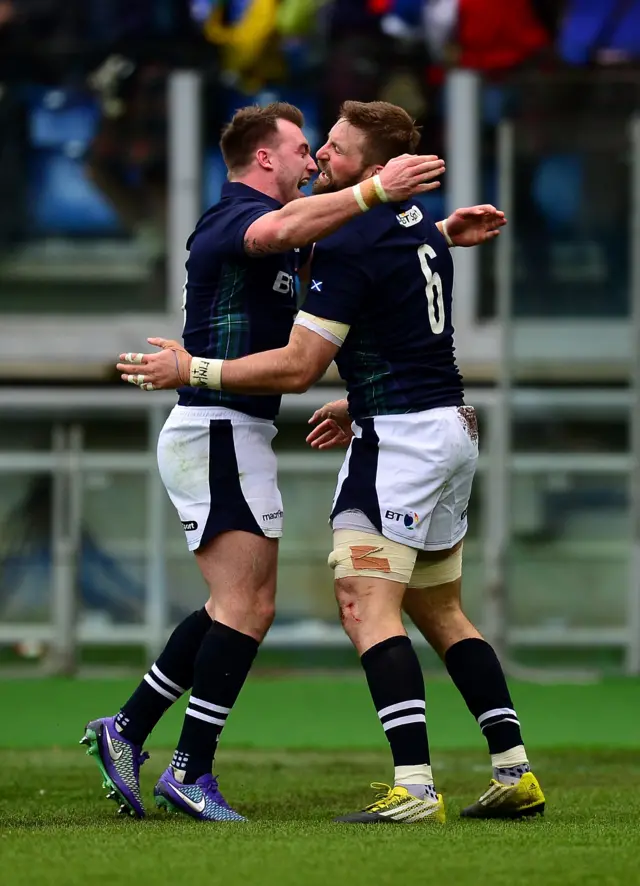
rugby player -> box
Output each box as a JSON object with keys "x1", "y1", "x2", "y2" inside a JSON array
[
  {"x1": 80, "y1": 102, "x2": 446, "y2": 822},
  {"x1": 121, "y1": 101, "x2": 545, "y2": 824}
]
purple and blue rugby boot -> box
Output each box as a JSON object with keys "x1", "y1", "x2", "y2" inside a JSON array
[
  {"x1": 80, "y1": 716, "x2": 149, "y2": 818},
  {"x1": 154, "y1": 766, "x2": 246, "y2": 821}
]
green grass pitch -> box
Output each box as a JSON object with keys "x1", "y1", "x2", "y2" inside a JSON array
[{"x1": 1, "y1": 676, "x2": 639, "y2": 886}]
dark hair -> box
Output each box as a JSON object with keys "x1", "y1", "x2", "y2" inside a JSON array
[
  {"x1": 338, "y1": 100, "x2": 421, "y2": 166},
  {"x1": 219, "y1": 102, "x2": 305, "y2": 173}
]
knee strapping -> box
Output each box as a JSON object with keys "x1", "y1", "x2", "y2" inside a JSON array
[
  {"x1": 328, "y1": 529, "x2": 418, "y2": 584},
  {"x1": 408, "y1": 544, "x2": 463, "y2": 589}
]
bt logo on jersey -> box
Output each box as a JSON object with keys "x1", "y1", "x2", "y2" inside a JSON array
[
  {"x1": 385, "y1": 510, "x2": 420, "y2": 530},
  {"x1": 396, "y1": 205, "x2": 423, "y2": 228},
  {"x1": 272, "y1": 271, "x2": 293, "y2": 294}
]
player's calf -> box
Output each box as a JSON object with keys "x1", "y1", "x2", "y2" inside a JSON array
[{"x1": 332, "y1": 572, "x2": 442, "y2": 824}]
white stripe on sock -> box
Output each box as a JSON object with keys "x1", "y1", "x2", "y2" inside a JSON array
[
  {"x1": 189, "y1": 696, "x2": 231, "y2": 715},
  {"x1": 477, "y1": 707, "x2": 517, "y2": 726},
  {"x1": 185, "y1": 707, "x2": 226, "y2": 727},
  {"x1": 382, "y1": 713, "x2": 426, "y2": 732},
  {"x1": 481, "y1": 717, "x2": 520, "y2": 732},
  {"x1": 378, "y1": 699, "x2": 426, "y2": 719},
  {"x1": 144, "y1": 673, "x2": 178, "y2": 702},
  {"x1": 151, "y1": 663, "x2": 185, "y2": 694}
]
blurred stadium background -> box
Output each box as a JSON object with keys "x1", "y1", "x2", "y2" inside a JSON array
[
  {"x1": 1, "y1": 3, "x2": 640, "y2": 883},
  {"x1": 1, "y1": 0, "x2": 640, "y2": 677}
]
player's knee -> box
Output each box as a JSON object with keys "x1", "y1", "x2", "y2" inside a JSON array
[
  {"x1": 334, "y1": 579, "x2": 364, "y2": 628},
  {"x1": 212, "y1": 584, "x2": 275, "y2": 641},
  {"x1": 241, "y1": 585, "x2": 276, "y2": 637},
  {"x1": 254, "y1": 592, "x2": 276, "y2": 632},
  {"x1": 328, "y1": 529, "x2": 417, "y2": 584}
]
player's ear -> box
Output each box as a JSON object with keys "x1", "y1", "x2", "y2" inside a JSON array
[
  {"x1": 256, "y1": 148, "x2": 273, "y2": 171},
  {"x1": 363, "y1": 164, "x2": 384, "y2": 180}
]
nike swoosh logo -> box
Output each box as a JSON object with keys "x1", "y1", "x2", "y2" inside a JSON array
[
  {"x1": 104, "y1": 727, "x2": 123, "y2": 762},
  {"x1": 168, "y1": 782, "x2": 206, "y2": 814}
]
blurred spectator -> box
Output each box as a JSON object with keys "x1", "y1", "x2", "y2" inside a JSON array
[
  {"x1": 559, "y1": 0, "x2": 640, "y2": 66},
  {"x1": 202, "y1": 0, "x2": 284, "y2": 92},
  {"x1": 85, "y1": 1, "x2": 213, "y2": 268},
  {"x1": 424, "y1": 0, "x2": 552, "y2": 73}
]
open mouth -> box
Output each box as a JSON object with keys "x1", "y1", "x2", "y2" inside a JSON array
[
  {"x1": 318, "y1": 171, "x2": 331, "y2": 183},
  {"x1": 298, "y1": 177, "x2": 310, "y2": 188}
]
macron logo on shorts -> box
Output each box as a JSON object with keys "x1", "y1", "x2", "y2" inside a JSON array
[
  {"x1": 181, "y1": 520, "x2": 198, "y2": 531},
  {"x1": 262, "y1": 510, "x2": 283, "y2": 522}
]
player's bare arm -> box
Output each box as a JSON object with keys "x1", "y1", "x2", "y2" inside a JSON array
[
  {"x1": 115, "y1": 202, "x2": 507, "y2": 392},
  {"x1": 118, "y1": 326, "x2": 339, "y2": 395},
  {"x1": 243, "y1": 154, "x2": 445, "y2": 256}
]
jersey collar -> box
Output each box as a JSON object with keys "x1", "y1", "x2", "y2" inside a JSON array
[{"x1": 221, "y1": 181, "x2": 282, "y2": 209}]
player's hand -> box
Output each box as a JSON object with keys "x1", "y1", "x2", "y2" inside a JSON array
[
  {"x1": 379, "y1": 153, "x2": 445, "y2": 201},
  {"x1": 444, "y1": 204, "x2": 506, "y2": 247},
  {"x1": 306, "y1": 399, "x2": 354, "y2": 450},
  {"x1": 117, "y1": 338, "x2": 192, "y2": 391}
]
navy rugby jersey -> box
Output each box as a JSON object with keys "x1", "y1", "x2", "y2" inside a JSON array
[
  {"x1": 178, "y1": 182, "x2": 298, "y2": 419},
  {"x1": 301, "y1": 201, "x2": 464, "y2": 420}
]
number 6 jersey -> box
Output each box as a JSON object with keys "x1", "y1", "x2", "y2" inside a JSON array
[{"x1": 297, "y1": 200, "x2": 464, "y2": 421}]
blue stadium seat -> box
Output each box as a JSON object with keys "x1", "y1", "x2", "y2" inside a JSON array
[
  {"x1": 531, "y1": 154, "x2": 583, "y2": 230},
  {"x1": 202, "y1": 148, "x2": 229, "y2": 208},
  {"x1": 25, "y1": 87, "x2": 121, "y2": 234},
  {"x1": 28, "y1": 152, "x2": 120, "y2": 234},
  {"x1": 28, "y1": 88, "x2": 100, "y2": 149}
]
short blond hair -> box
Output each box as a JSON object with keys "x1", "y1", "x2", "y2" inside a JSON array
[{"x1": 339, "y1": 100, "x2": 421, "y2": 165}]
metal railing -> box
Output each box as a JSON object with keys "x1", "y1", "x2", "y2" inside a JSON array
[{"x1": 0, "y1": 386, "x2": 638, "y2": 675}]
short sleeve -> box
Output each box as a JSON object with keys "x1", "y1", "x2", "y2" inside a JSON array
[
  {"x1": 301, "y1": 238, "x2": 371, "y2": 326},
  {"x1": 192, "y1": 200, "x2": 272, "y2": 259}
]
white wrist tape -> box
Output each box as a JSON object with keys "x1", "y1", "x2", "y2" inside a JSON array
[
  {"x1": 441, "y1": 218, "x2": 455, "y2": 248},
  {"x1": 372, "y1": 174, "x2": 389, "y2": 203},
  {"x1": 352, "y1": 183, "x2": 370, "y2": 213},
  {"x1": 190, "y1": 356, "x2": 223, "y2": 390}
]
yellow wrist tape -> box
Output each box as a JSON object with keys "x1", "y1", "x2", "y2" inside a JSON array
[
  {"x1": 352, "y1": 176, "x2": 389, "y2": 213},
  {"x1": 190, "y1": 356, "x2": 223, "y2": 390},
  {"x1": 441, "y1": 218, "x2": 455, "y2": 247},
  {"x1": 352, "y1": 183, "x2": 370, "y2": 213},
  {"x1": 372, "y1": 174, "x2": 389, "y2": 203}
]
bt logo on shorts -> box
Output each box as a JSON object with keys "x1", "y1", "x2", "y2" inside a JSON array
[
  {"x1": 385, "y1": 510, "x2": 420, "y2": 530},
  {"x1": 262, "y1": 510, "x2": 283, "y2": 521}
]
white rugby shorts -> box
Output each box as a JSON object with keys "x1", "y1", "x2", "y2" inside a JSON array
[
  {"x1": 157, "y1": 405, "x2": 283, "y2": 551},
  {"x1": 331, "y1": 405, "x2": 478, "y2": 551}
]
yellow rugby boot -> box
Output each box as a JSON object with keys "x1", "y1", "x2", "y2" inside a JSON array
[
  {"x1": 334, "y1": 783, "x2": 446, "y2": 824},
  {"x1": 461, "y1": 771, "x2": 545, "y2": 819}
]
